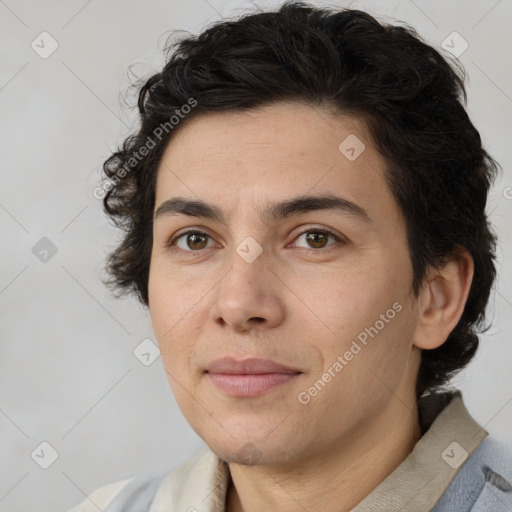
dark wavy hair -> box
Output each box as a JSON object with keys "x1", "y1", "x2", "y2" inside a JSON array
[{"x1": 101, "y1": 1, "x2": 499, "y2": 397}]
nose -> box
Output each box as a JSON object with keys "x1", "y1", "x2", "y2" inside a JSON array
[{"x1": 210, "y1": 248, "x2": 286, "y2": 332}]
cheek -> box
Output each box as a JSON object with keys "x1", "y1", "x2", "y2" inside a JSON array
[
  {"x1": 148, "y1": 275, "x2": 169, "y2": 341},
  {"x1": 148, "y1": 259, "x2": 195, "y2": 333},
  {"x1": 304, "y1": 267, "x2": 383, "y2": 341},
  {"x1": 148, "y1": 268, "x2": 195, "y2": 370},
  {"x1": 347, "y1": 300, "x2": 416, "y2": 399},
  {"x1": 314, "y1": 266, "x2": 413, "y2": 372}
]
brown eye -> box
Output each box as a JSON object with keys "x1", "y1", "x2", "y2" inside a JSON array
[
  {"x1": 294, "y1": 229, "x2": 340, "y2": 250},
  {"x1": 170, "y1": 231, "x2": 214, "y2": 251},
  {"x1": 305, "y1": 232, "x2": 329, "y2": 248},
  {"x1": 186, "y1": 233, "x2": 208, "y2": 250}
]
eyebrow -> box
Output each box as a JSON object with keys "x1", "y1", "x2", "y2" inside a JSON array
[{"x1": 154, "y1": 194, "x2": 372, "y2": 225}]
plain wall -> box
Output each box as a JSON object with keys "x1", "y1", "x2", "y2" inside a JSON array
[{"x1": 0, "y1": 1, "x2": 511, "y2": 510}]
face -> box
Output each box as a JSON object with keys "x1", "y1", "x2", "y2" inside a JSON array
[{"x1": 148, "y1": 101, "x2": 422, "y2": 467}]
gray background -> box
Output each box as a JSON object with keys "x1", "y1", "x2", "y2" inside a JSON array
[{"x1": 1, "y1": 1, "x2": 511, "y2": 511}]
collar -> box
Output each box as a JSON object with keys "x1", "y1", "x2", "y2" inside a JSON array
[{"x1": 351, "y1": 390, "x2": 488, "y2": 511}]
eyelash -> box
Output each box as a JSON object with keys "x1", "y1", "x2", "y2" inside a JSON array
[{"x1": 166, "y1": 226, "x2": 345, "y2": 256}]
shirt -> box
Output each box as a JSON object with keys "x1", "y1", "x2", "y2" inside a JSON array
[{"x1": 66, "y1": 390, "x2": 512, "y2": 511}]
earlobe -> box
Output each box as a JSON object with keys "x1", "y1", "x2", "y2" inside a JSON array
[{"x1": 413, "y1": 247, "x2": 474, "y2": 350}]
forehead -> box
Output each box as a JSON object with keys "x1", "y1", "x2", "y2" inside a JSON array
[{"x1": 154, "y1": 101, "x2": 402, "y2": 230}]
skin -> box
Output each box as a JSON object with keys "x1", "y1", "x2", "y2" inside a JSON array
[{"x1": 148, "y1": 101, "x2": 474, "y2": 512}]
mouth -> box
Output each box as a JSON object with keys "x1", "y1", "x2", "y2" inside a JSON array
[
  {"x1": 205, "y1": 357, "x2": 302, "y2": 397},
  {"x1": 206, "y1": 372, "x2": 301, "y2": 397}
]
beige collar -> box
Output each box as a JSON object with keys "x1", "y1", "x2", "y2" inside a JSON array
[{"x1": 351, "y1": 391, "x2": 488, "y2": 511}]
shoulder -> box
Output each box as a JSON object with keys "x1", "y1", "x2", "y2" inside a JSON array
[
  {"x1": 65, "y1": 477, "x2": 134, "y2": 512},
  {"x1": 64, "y1": 446, "x2": 220, "y2": 512},
  {"x1": 433, "y1": 435, "x2": 512, "y2": 511},
  {"x1": 468, "y1": 435, "x2": 512, "y2": 483}
]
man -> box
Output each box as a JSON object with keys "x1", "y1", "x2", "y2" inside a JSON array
[{"x1": 68, "y1": 1, "x2": 512, "y2": 511}]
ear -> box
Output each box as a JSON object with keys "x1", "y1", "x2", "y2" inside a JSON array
[{"x1": 413, "y1": 246, "x2": 474, "y2": 350}]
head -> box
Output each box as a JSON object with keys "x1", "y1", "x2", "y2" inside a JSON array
[{"x1": 101, "y1": 2, "x2": 499, "y2": 465}]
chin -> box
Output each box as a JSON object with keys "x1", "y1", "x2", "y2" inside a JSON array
[{"x1": 205, "y1": 434, "x2": 300, "y2": 467}]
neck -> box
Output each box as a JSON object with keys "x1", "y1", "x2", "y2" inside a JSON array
[{"x1": 225, "y1": 395, "x2": 422, "y2": 512}]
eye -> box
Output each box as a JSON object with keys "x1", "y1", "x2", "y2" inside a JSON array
[
  {"x1": 291, "y1": 227, "x2": 343, "y2": 250},
  {"x1": 168, "y1": 230, "x2": 217, "y2": 252},
  {"x1": 166, "y1": 226, "x2": 345, "y2": 255}
]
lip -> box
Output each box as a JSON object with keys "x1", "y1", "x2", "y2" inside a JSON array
[
  {"x1": 206, "y1": 357, "x2": 301, "y2": 375},
  {"x1": 205, "y1": 357, "x2": 302, "y2": 397}
]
